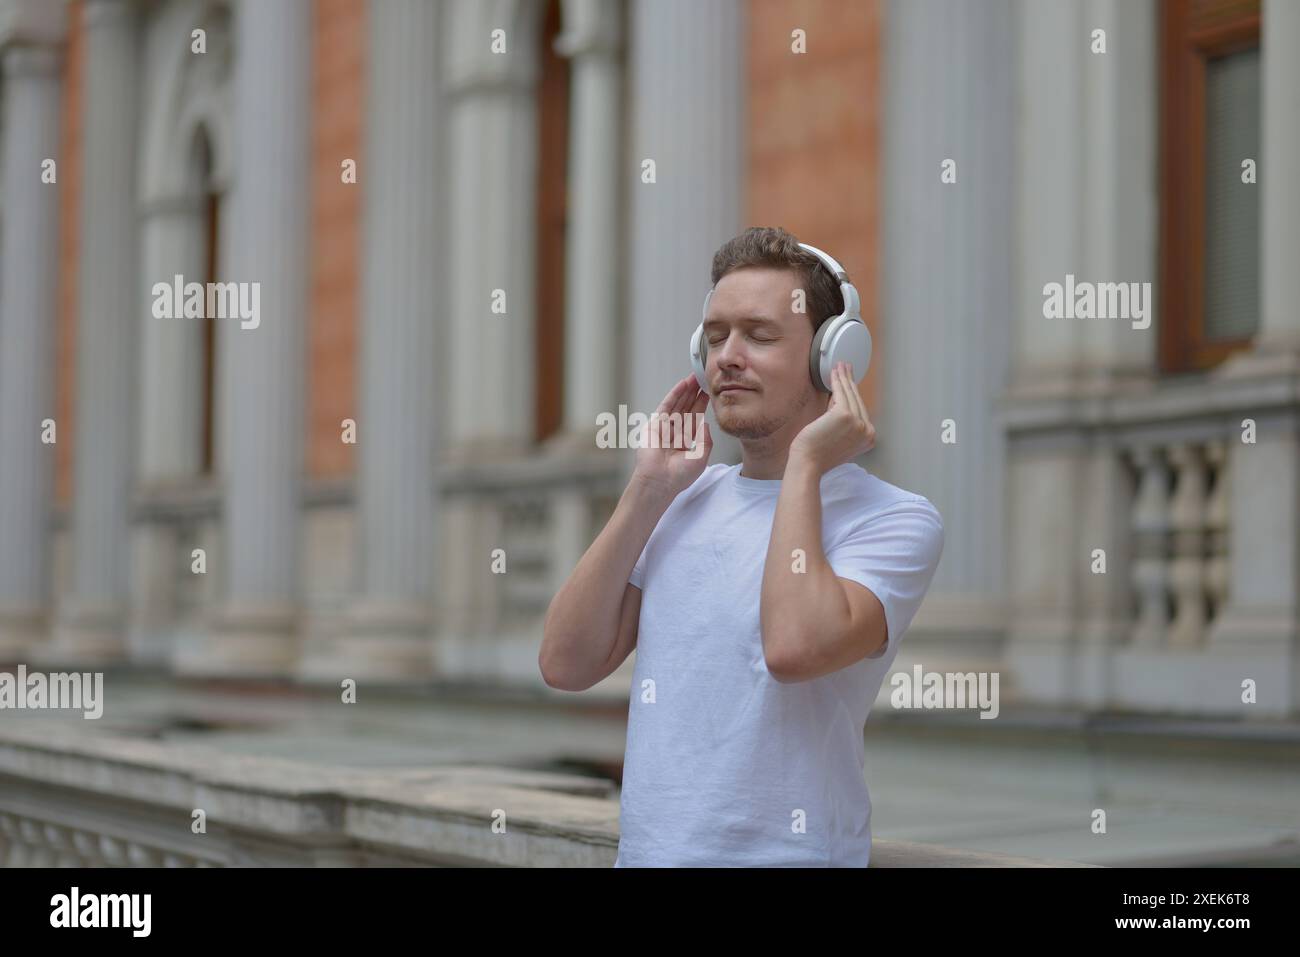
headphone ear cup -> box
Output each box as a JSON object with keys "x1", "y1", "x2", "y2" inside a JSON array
[
  {"x1": 690, "y1": 323, "x2": 710, "y2": 392},
  {"x1": 808, "y1": 316, "x2": 840, "y2": 393},
  {"x1": 822, "y1": 317, "x2": 872, "y2": 388}
]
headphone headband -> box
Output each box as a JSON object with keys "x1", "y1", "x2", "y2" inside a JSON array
[{"x1": 796, "y1": 242, "x2": 850, "y2": 285}]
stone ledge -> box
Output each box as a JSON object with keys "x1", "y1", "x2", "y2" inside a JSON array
[
  {"x1": 0, "y1": 723, "x2": 1096, "y2": 867},
  {"x1": 1000, "y1": 366, "x2": 1300, "y2": 435}
]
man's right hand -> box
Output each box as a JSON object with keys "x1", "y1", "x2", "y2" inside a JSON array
[{"x1": 631, "y1": 375, "x2": 713, "y2": 500}]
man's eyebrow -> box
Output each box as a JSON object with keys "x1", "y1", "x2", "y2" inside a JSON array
[{"x1": 702, "y1": 315, "x2": 783, "y2": 330}]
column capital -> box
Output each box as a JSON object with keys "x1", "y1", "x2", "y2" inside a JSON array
[
  {"x1": 81, "y1": 0, "x2": 140, "y2": 29},
  {"x1": 443, "y1": 0, "x2": 543, "y2": 96},
  {"x1": 554, "y1": 0, "x2": 623, "y2": 60}
]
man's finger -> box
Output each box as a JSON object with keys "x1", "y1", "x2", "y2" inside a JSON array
[
  {"x1": 666, "y1": 381, "x2": 706, "y2": 447},
  {"x1": 832, "y1": 362, "x2": 854, "y2": 417},
  {"x1": 671, "y1": 377, "x2": 702, "y2": 418},
  {"x1": 654, "y1": 376, "x2": 690, "y2": 416},
  {"x1": 840, "y1": 363, "x2": 868, "y2": 425},
  {"x1": 829, "y1": 361, "x2": 849, "y2": 409},
  {"x1": 843, "y1": 365, "x2": 874, "y2": 448}
]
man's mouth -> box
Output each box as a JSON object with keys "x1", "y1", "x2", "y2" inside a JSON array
[{"x1": 717, "y1": 384, "x2": 755, "y2": 393}]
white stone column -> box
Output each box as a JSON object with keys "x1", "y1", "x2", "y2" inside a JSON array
[
  {"x1": 1078, "y1": 0, "x2": 1159, "y2": 378},
  {"x1": 1072, "y1": 0, "x2": 1159, "y2": 704},
  {"x1": 1002, "y1": 0, "x2": 1092, "y2": 703},
  {"x1": 1002, "y1": 0, "x2": 1161, "y2": 705},
  {"x1": 175, "y1": 0, "x2": 311, "y2": 677},
  {"x1": 880, "y1": 0, "x2": 1013, "y2": 650},
  {"x1": 0, "y1": 4, "x2": 67, "y2": 659},
  {"x1": 1009, "y1": 0, "x2": 1085, "y2": 389},
  {"x1": 442, "y1": 0, "x2": 544, "y2": 460},
  {"x1": 625, "y1": 0, "x2": 745, "y2": 471},
  {"x1": 302, "y1": 0, "x2": 441, "y2": 682},
  {"x1": 434, "y1": 0, "x2": 544, "y2": 662},
  {"x1": 550, "y1": 0, "x2": 623, "y2": 450},
  {"x1": 1255, "y1": 0, "x2": 1300, "y2": 355},
  {"x1": 1207, "y1": 1, "x2": 1300, "y2": 715},
  {"x1": 41, "y1": 0, "x2": 140, "y2": 665},
  {"x1": 1007, "y1": 0, "x2": 1158, "y2": 388}
]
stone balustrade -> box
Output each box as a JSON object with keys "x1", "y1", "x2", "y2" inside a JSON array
[
  {"x1": 1127, "y1": 437, "x2": 1230, "y2": 650},
  {"x1": 0, "y1": 723, "x2": 1092, "y2": 868},
  {"x1": 1003, "y1": 364, "x2": 1300, "y2": 715}
]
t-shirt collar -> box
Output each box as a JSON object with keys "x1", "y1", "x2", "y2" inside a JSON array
[{"x1": 731, "y1": 462, "x2": 857, "y2": 494}]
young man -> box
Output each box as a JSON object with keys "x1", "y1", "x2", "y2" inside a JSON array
[{"x1": 539, "y1": 226, "x2": 944, "y2": 867}]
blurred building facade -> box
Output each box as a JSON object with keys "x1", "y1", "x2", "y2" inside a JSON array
[{"x1": 0, "y1": 0, "x2": 1297, "y2": 719}]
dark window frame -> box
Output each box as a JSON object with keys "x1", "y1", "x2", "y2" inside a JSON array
[
  {"x1": 534, "y1": 0, "x2": 569, "y2": 443},
  {"x1": 1158, "y1": 0, "x2": 1261, "y2": 373}
]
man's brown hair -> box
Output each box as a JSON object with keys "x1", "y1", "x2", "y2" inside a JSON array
[{"x1": 709, "y1": 226, "x2": 845, "y2": 333}]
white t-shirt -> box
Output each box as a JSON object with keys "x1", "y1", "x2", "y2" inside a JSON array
[{"x1": 614, "y1": 461, "x2": 944, "y2": 867}]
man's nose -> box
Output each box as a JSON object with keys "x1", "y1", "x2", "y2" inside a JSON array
[{"x1": 713, "y1": 329, "x2": 745, "y2": 370}]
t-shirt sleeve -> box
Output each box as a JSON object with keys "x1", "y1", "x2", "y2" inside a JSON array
[
  {"x1": 629, "y1": 542, "x2": 647, "y2": 589},
  {"x1": 826, "y1": 497, "x2": 944, "y2": 660}
]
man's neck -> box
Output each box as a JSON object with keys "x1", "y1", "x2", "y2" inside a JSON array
[
  {"x1": 737, "y1": 395, "x2": 830, "y2": 480},
  {"x1": 737, "y1": 440, "x2": 791, "y2": 480}
]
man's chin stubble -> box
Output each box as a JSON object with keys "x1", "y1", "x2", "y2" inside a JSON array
[
  {"x1": 716, "y1": 389, "x2": 815, "y2": 441},
  {"x1": 717, "y1": 406, "x2": 788, "y2": 441},
  {"x1": 718, "y1": 416, "x2": 777, "y2": 440}
]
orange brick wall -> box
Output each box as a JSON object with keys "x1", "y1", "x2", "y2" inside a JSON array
[
  {"x1": 747, "y1": 0, "x2": 882, "y2": 409},
  {"x1": 54, "y1": 0, "x2": 84, "y2": 506},
  {"x1": 307, "y1": 0, "x2": 363, "y2": 478}
]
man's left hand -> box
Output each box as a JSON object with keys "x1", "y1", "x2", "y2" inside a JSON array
[{"x1": 789, "y1": 361, "x2": 876, "y2": 475}]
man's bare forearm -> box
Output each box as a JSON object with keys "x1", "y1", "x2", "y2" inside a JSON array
[
  {"x1": 759, "y1": 454, "x2": 852, "y2": 678},
  {"x1": 540, "y1": 474, "x2": 673, "y2": 687}
]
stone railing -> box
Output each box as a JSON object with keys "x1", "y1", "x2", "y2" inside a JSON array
[
  {"x1": 0, "y1": 724, "x2": 1093, "y2": 867},
  {"x1": 49, "y1": 448, "x2": 632, "y2": 686},
  {"x1": 1003, "y1": 365, "x2": 1300, "y2": 715},
  {"x1": 1126, "y1": 437, "x2": 1230, "y2": 649},
  {"x1": 435, "y1": 449, "x2": 626, "y2": 640}
]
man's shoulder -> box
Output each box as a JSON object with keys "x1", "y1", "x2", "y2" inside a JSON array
[
  {"x1": 681, "y1": 462, "x2": 733, "y2": 498},
  {"x1": 832, "y1": 466, "x2": 943, "y2": 528},
  {"x1": 647, "y1": 464, "x2": 732, "y2": 526}
]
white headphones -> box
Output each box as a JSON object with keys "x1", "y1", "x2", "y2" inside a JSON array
[{"x1": 689, "y1": 241, "x2": 871, "y2": 395}]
